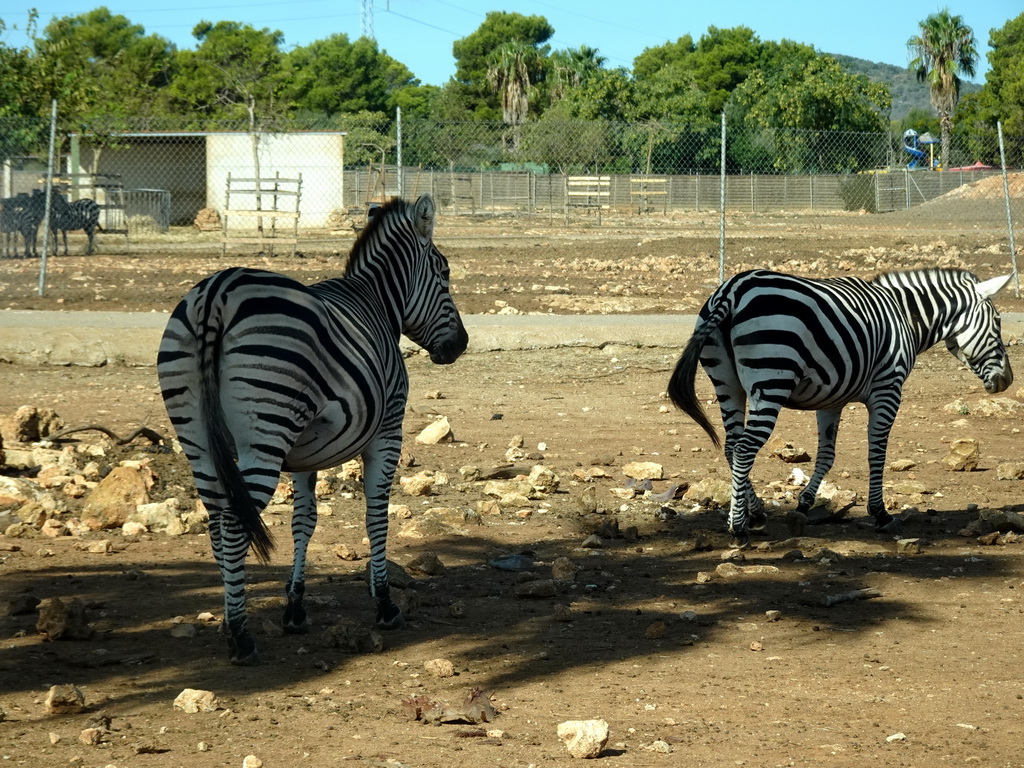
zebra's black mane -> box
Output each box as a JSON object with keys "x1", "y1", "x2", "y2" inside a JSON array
[
  {"x1": 869, "y1": 266, "x2": 977, "y2": 286},
  {"x1": 345, "y1": 197, "x2": 413, "y2": 276}
]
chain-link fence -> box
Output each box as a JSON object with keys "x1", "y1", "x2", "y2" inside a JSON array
[{"x1": 1, "y1": 112, "x2": 1021, "y2": 257}]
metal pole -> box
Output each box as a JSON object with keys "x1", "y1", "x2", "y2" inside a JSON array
[
  {"x1": 396, "y1": 106, "x2": 403, "y2": 198},
  {"x1": 997, "y1": 120, "x2": 1019, "y2": 297},
  {"x1": 719, "y1": 112, "x2": 726, "y2": 284},
  {"x1": 38, "y1": 99, "x2": 57, "y2": 298}
]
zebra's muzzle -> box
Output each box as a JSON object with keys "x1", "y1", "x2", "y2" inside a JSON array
[
  {"x1": 429, "y1": 325, "x2": 469, "y2": 365},
  {"x1": 984, "y1": 361, "x2": 1013, "y2": 394}
]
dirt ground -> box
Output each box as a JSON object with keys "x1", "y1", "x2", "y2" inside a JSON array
[{"x1": 2, "y1": 210, "x2": 1024, "y2": 768}]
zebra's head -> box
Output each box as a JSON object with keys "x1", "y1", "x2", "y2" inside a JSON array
[
  {"x1": 944, "y1": 274, "x2": 1013, "y2": 394},
  {"x1": 399, "y1": 194, "x2": 468, "y2": 365}
]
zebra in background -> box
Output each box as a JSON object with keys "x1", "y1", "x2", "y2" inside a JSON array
[
  {"x1": 669, "y1": 268, "x2": 1013, "y2": 547},
  {"x1": 0, "y1": 191, "x2": 45, "y2": 258},
  {"x1": 48, "y1": 188, "x2": 101, "y2": 255},
  {"x1": 158, "y1": 194, "x2": 468, "y2": 665}
]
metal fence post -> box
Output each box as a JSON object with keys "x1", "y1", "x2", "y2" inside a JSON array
[
  {"x1": 38, "y1": 99, "x2": 57, "y2": 297},
  {"x1": 997, "y1": 120, "x2": 1020, "y2": 297},
  {"x1": 719, "y1": 112, "x2": 726, "y2": 284},
  {"x1": 396, "y1": 106, "x2": 403, "y2": 198}
]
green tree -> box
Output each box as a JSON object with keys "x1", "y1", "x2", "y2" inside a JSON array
[
  {"x1": 450, "y1": 11, "x2": 553, "y2": 119},
  {"x1": 0, "y1": 13, "x2": 49, "y2": 160},
  {"x1": 285, "y1": 34, "x2": 419, "y2": 119},
  {"x1": 731, "y1": 50, "x2": 891, "y2": 171},
  {"x1": 907, "y1": 8, "x2": 977, "y2": 169},
  {"x1": 548, "y1": 45, "x2": 607, "y2": 103}
]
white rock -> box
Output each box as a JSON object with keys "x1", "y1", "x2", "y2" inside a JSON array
[
  {"x1": 557, "y1": 719, "x2": 610, "y2": 758},
  {"x1": 621, "y1": 461, "x2": 663, "y2": 480},
  {"x1": 173, "y1": 688, "x2": 219, "y2": 713},
  {"x1": 415, "y1": 417, "x2": 454, "y2": 445}
]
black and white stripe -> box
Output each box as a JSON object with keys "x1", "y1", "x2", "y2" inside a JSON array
[
  {"x1": 669, "y1": 268, "x2": 1013, "y2": 546},
  {"x1": 157, "y1": 194, "x2": 468, "y2": 665},
  {"x1": 0, "y1": 190, "x2": 45, "y2": 259},
  {"x1": 49, "y1": 189, "x2": 101, "y2": 255}
]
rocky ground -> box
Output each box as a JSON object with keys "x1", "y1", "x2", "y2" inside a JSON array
[{"x1": 2, "y1": 207, "x2": 1024, "y2": 767}]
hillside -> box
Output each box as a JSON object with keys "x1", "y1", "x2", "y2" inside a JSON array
[{"x1": 830, "y1": 53, "x2": 982, "y2": 120}]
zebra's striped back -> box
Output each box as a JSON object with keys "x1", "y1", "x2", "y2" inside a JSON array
[
  {"x1": 157, "y1": 194, "x2": 467, "y2": 664},
  {"x1": 49, "y1": 189, "x2": 101, "y2": 255},
  {"x1": 669, "y1": 267, "x2": 1012, "y2": 546}
]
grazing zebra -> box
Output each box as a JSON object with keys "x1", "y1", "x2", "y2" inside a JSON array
[
  {"x1": 157, "y1": 194, "x2": 468, "y2": 665},
  {"x1": 0, "y1": 191, "x2": 44, "y2": 258},
  {"x1": 669, "y1": 268, "x2": 1013, "y2": 547},
  {"x1": 49, "y1": 189, "x2": 101, "y2": 255}
]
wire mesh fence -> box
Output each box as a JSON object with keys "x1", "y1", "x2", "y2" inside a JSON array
[{"x1": 1, "y1": 113, "x2": 1021, "y2": 259}]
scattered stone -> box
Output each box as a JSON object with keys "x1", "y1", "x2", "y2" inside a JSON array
[
  {"x1": 941, "y1": 438, "x2": 980, "y2": 472},
  {"x1": 683, "y1": 478, "x2": 732, "y2": 506},
  {"x1": 513, "y1": 579, "x2": 557, "y2": 598},
  {"x1": 173, "y1": 688, "x2": 219, "y2": 713},
  {"x1": 36, "y1": 597, "x2": 94, "y2": 640},
  {"x1": 332, "y1": 543, "x2": 361, "y2": 561},
  {"x1": 557, "y1": 719, "x2": 610, "y2": 759},
  {"x1": 242, "y1": 756, "x2": 264, "y2": 768},
  {"x1": 996, "y1": 462, "x2": 1024, "y2": 480},
  {"x1": 551, "y1": 556, "x2": 577, "y2": 581},
  {"x1": 488, "y1": 553, "x2": 535, "y2": 571},
  {"x1": 580, "y1": 534, "x2": 603, "y2": 549},
  {"x1": 2, "y1": 405, "x2": 64, "y2": 443},
  {"x1": 406, "y1": 551, "x2": 445, "y2": 576},
  {"x1": 399, "y1": 471, "x2": 436, "y2": 497},
  {"x1": 448, "y1": 600, "x2": 466, "y2": 618},
  {"x1": 768, "y1": 438, "x2": 811, "y2": 463},
  {"x1": 715, "y1": 563, "x2": 781, "y2": 578},
  {"x1": 44, "y1": 684, "x2": 86, "y2": 714},
  {"x1": 622, "y1": 461, "x2": 663, "y2": 481},
  {"x1": 896, "y1": 538, "x2": 922, "y2": 555},
  {"x1": 79, "y1": 727, "x2": 104, "y2": 745},
  {"x1": 403, "y1": 688, "x2": 497, "y2": 725},
  {"x1": 6, "y1": 594, "x2": 40, "y2": 616},
  {"x1": 645, "y1": 739, "x2": 673, "y2": 753},
  {"x1": 424, "y1": 658, "x2": 456, "y2": 678},
  {"x1": 321, "y1": 622, "x2": 384, "y2": 653},
  {"x1": 415, "y1": 417, "x2": 454, "y2": 445},
  {"x1": 527, "y1": 465, "x2": 560, "y2": 494},
  {"x1": 644, "y1": 620, "x2": 667, "y2": 639},
  {"x1": 889, "y1": 459, "x2": 917, "y2": 472},
  {"x1": 765, "y1": 610, "x2": 782, "y2": 622},
  {"x1": 127, "y1": 498, "x2": 183, "y2": 534},
  {"x1": 81, "y1": 465, "x2": 153, "y2": 530}
]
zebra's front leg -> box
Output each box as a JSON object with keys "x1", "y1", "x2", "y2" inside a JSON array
[
  {"x1": 283, "y1": 471, "x2": 318, "y2": 634},
  {"x1": 866, "y1": 393, "x2": 901, "y2": 535},
  {"x1": 209, "y1": 511, "x2": 261, "y2": 666},
  {"x1": 798, "y1": 408, "x2": 842, "y2": 514},
  {"x1": 363, "y1": 434, "x2": 405, "y2": 630}
]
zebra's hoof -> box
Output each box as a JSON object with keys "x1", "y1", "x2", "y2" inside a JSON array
[
  {"x1": 748, "y1": 514, "x2": 768, "y2": 534},
  {"x1": 229, "y1": 645, "x2": 262, "y2": 666},
  {"x1": 876, "y1": 516, "x2": 902, "y2": 536},
  {"x1": 729, "y1": 533, "x2": 752, "y2": 550},
  {"x1": 376, "y1": 602, "x2": 406, "y2": 631}
]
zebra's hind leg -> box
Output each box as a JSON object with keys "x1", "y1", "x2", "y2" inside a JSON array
[
  {"x1": 363, "y1": 434, "x2": 405, "y2": 631},
  {"x1": 208, "y1": 511, "x2": 262, "y2": 665},
  {"x1": 727, "y1": 394, "x2": 785, "y2": 548},
  {"x1": 283, "y1": 470, "x2": 318, "y2": 634}
]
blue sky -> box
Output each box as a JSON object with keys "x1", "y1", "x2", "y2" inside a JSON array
[{"x1": 2, "y1": 0, "x2": 1019, "y2": 86}]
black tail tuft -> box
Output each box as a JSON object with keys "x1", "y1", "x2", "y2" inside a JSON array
[{"x1": 668, "y1": 320, "x2": 722, "y2": 450}]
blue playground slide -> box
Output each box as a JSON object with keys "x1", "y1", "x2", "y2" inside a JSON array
[{"x1": 902, "y1": 129, "x2": 934, "y2": 169}]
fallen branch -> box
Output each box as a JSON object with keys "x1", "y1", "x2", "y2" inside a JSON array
[
  {"x1": 45, "y1": 424, "x2": 166, "y2": 446},
  {"x1": 823, "y1": 587, "x2": 882, "y2": 607}
]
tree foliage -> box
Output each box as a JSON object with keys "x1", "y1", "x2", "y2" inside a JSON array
[{"x1": 907, "y1": 8, "x2": 978, "y2": 167}]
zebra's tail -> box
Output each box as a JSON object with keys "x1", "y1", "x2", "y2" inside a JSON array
[
  {"x1": 668, "y1": 302, "x2": 728, "y2": 450},
  {"x1": 197, "y1": 299, "x2": 275, "y2": 564}
]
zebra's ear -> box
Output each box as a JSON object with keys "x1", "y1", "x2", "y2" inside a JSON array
[
  {"x1": 413, "y1": 194, "x2": 435, "y2": 239},
  {"x1": 976, "y1": 274, "x2": 1013, "y2": 300}
]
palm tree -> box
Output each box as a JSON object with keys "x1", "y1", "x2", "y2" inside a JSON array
[
  {"x1": 907, "y1": 8, "x2": 977, "y2": 169},
  {"x1": 550, "y1": 45, "x2": 607, "y2": 102},
  {"x1": 486, "y1": 41, "x2": 541, "y2": 128}
]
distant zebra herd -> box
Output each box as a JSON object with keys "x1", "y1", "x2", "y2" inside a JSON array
[{"x1": 0, "y1": 187, "x2": 101, "y2": 258}]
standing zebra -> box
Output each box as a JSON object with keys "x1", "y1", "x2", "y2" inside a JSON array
[
  {"x1": 49, "y1": 188, "x2": 101, "y2": 255},
  {"x1": 158, "y1": 195, "x2": 468, "y2": 665},
  {"x1": 0, "y1": 191, "x2": 45, "y2": 258},
  {"x1": 669, "y1": 268, "x2": 1013, "y2": 547}
]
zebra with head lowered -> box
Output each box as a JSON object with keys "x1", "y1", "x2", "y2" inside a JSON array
[
  {"x1": 158, "y1": 195, "x2": 468, "y2": 665},
  {"x1": 49, "y1": 188, "x2": 101, "y2": 255},
  {"x1": 669, "y1": 268, "x2": 1013, "y2": 548}
]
